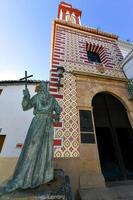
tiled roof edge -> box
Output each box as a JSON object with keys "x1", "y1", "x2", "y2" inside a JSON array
[{"x1": 0, "y1": 80, "x2": 42, "y2": 85}]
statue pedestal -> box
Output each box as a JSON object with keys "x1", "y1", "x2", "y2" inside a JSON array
[{"x1": 1, "y1": 169, "x2": 72, "y2": 200}]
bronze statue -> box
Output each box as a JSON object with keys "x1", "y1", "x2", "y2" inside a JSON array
[{"x1": 2, "y1": 81, "x2": 62, "y2": 194}]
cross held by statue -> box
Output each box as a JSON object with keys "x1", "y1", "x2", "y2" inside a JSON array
[{"x1": 20, "y1": 71, "x2": 33, "y2": 90}]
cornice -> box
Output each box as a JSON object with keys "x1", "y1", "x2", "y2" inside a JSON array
[
  {"x1": 54, "y1": 19, "x2": 118, "y2": 40},
  {"x1": 72, "y1": 71, "x2": 127, "y2": 83}
]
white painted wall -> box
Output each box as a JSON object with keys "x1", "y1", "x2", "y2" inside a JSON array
[
  {"x1": 119, "y1": 47, "x2": 131, "y2": 58},
  {"x1": 0, "y1": 84, "x2": 36, "y2": 157},
  {"x1": 117, "y1": 40, "x2": 133, "y2": 79},
  {"x1": 117, "y1": 40, "x2": 133, "y2": 58},
  {"x1": 123, "y1": 58, "x2": 133, "y2": 79}
]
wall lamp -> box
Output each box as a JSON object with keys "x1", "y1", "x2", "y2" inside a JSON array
[{"x1": 57, "y1": 66, "x2": 65, "y2": 91}]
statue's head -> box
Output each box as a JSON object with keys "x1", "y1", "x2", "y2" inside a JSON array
[
  {"x1": 40, "y1": 81, "x2": 48, "y2": 91},
  {"x1": 35, "y1": 81, "x2": 48, "y2": 93}
]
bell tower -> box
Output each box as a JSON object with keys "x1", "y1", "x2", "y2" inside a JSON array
[{"x1": 58, "y1": 1, "x2": 82, "y2": 24}]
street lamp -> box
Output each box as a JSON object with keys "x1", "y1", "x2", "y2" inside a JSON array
[{"x1": 57, "y1": 66, "x2": 65, "y2": 91}]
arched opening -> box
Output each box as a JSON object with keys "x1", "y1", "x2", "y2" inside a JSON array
[{"x1": 92, "y1": 92, "x2": 133, "y2": 181}]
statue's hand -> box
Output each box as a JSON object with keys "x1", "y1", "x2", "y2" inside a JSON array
[
  {"x1": 55, "y1": 116, "x2": 60, "y2": 123},
  {"x1": 23, "y1": 89, "x2": 30, "y2": 96}
]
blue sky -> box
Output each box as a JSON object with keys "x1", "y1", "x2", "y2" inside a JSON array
[{"x1": 0, "y1": 0, "x2": 133, "y2": 81}]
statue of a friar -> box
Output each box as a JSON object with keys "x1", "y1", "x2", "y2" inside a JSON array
[{"x1": 4, "y1": 81, "x2": 62, "y2": 192}]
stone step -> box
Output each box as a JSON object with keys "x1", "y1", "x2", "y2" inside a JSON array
[{"x1": 79, "y1": 183, "x2": 133, "y2": 200}]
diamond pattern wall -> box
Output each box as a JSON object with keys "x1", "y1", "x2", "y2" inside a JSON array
[{"x1": 54, "y1": 73, "x2": 80, "y2": 158}]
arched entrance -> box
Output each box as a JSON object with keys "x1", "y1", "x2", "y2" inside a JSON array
[{"x1": 92, "y1": 92, "x2": 133, "y2": 181}]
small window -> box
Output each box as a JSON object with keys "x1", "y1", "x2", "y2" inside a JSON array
[
  {"x1": 87, "y1": 51, "x2": 101, "y2": 63},
  {"x1": 79, "y1": 110, "x2": 95, "y2": 143},
  {"x1": 0, "y1": 135, "x2": 6, "y2": 153}
]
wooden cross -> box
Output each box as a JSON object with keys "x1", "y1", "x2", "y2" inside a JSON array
[{"x1": 20, "y1": 71, "x2": 33, "y2": 90}]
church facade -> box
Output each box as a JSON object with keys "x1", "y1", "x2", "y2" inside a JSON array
[
  {"x1": 49, "y1": 1, "x2": 133, "y2": 196},
  {"x1": 0, "y1": 1, "x2": 133, "y2": 198}
]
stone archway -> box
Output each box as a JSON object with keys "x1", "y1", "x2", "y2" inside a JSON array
[{"x1": 92, "y1": 92, "x2": 133, "y2": 181}]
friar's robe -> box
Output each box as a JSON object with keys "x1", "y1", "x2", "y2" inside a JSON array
[{"x1": 5, "y1": 89, "x2": 62, "y2": 192}]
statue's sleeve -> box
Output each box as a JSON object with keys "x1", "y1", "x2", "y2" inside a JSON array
[
  {"x1": 53, "y1": 98, "x2": 62, "y2": 122},
  {"x1": 22, "y1": 89, "x2": 34, "y2": 111}
]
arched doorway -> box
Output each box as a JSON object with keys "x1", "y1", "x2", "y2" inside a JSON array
[{"x1": 92, "y1": 92, "x2": 133, "y2": 181}]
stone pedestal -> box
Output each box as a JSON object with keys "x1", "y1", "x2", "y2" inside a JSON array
[{"x1": 0, "y1": 169, "x2": 72, "y2": 200}]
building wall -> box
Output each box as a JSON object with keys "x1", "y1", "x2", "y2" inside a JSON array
[
  {"x1": 0, "y1": 84, "x2": 35, "y2": 157},
  {"x1": 49, "y1": 20, "x2": 133, "y2": 196},
  {"x1": 117, "y1": 40, "x2": 133, "y2": 79},
  {"x1": 117, "y1": 40, "x2": 133, "y2": 58},
  {"x1": 53, "y1": 75, "x2": 133, "y2": 197},
  {"x1": 123, "y1": 58, "x2": 133, "y2": 79},
  {"x1": 0, "y1": 84, "x2": 35, "y2": 183},
  {"x1": 50, "y1": 20, "x2": 128, "y2": 159},
  {"x1": 52, "y1": 21, "x2": 124, "y2": 78}
]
